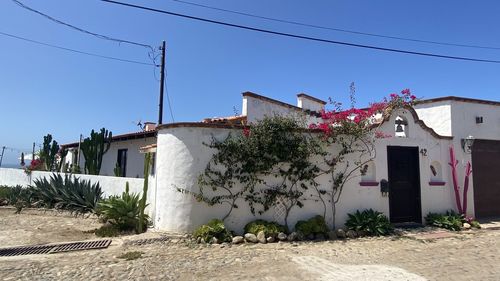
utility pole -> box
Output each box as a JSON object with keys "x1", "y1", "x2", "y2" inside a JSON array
[
  {"x1": 0, "y1": 146, "x2": 5, "y2": 168},
  {"x1": 158, "y1": 40, "x2": 166, "y2": 125}
]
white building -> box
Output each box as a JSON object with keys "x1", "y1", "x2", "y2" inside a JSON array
[
  {"x1": 149, "y1": 92, "x2": 500, "y2": 232},
  {"x1": 62, "y1": 122, "x2": 157, "y2": 178}
]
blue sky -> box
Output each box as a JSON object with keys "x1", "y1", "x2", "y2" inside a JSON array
[{"x1": 1, "y1": 0, "x2": 500, "y2": 165}]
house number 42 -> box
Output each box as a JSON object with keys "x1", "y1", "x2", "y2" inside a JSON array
[{"x1": 420, "y1": 148, "x2": 427, "y2": 156}]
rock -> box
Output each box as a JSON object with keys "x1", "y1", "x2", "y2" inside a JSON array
[
  {"x1": 277, "y1": 232, "x2": 288, "y2": 241},
  {"x1": 244, "y1": 233, "x2": 258, "y2": 243},
  {"x1": 357, "y1": 230, "x2": 367, "y2": 237},
  {"x1": 211, "y1": 237, "x2": 219, "y2": 244},
  {"x1": 306, "y1": 233, "x2": 315, "y2": 241},
  {"x1": 315, "y1": 233, "x2": 326, "y2": 241},
  {"x1": 196, "y1": 237, "x2": 202, "y2": 244},
  {"x1": 287, "y1": 232, "x2": 298, "y2": 242},
  {"x1": 463, "y1": 223, "x2": 471, "y2": 230},
  {"x1": 336, "y1": 228, "x2": 346, "y2": 239},
  {"x1": 327, "y1": 230, "x2": 337, "y2": 240},
  {"x1": 232, "y1": 236, "x2": 244, "y2": 244},
  {"x1": 257, "y1": 231, "x2": 267, "y2": 243},
  {"x1": 266, "y1": 236, "x2": 275, "y2": 243},
  {"x1": 346, "y1": 230, "x2": 358, "y2": 239},
  {"x1": 296, "y1": 232, "x2": 305, "y2": 241}
]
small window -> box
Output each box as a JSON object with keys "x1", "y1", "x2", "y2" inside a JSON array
[
  {"x1": 117, "y1": 149, "x2": 128, "y2": 177},
  {"x1": 360, "y1": 161, "x2": 378, "y2": 186}
]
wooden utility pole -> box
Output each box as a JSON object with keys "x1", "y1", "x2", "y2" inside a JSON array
[{"x1": 158, "y1": 40, "x2": 166, "y2": 125}]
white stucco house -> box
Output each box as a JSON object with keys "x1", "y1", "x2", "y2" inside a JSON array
[
  {"x1": 61, "y1": 122, "x2": 157, "y2": 178},
  {"x1": 54, "y1": 91, "x2": 499, "y2": 233},
  {"x1": 147, "y1": 91, "x2": 500, "y2": 233}
]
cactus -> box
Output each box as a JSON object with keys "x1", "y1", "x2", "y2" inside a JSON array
[
  {"x1": 39, "y1": 134, "x2": 60, "y2": 171},
  {"x1": 80, "y1": 128, "x2": 112, "y2": 175},
  {"x1": 137, "y1": 152, "x2": 151, "y2": 233}
]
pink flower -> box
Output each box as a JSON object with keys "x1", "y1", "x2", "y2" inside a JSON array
[
  {"x1": 410, "y1": 95, "x2": 416, "y2": 100},
  {"x1": 243, "y1": 127, "x2": 250, "y2": 137}
]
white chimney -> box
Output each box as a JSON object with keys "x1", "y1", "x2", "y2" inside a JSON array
[
  {"x1": 297, "y1": 93, "x2": 326, "y2": 112},
  {"x1": 144, "y1": 122, "x2": 157, "y2": 131}
]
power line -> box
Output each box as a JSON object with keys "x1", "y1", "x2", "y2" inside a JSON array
[
  {"x1": 101, "y1": 0, "x2": 500, "y2": 64},
  {"x1": 164, "y1": 69, "x2": 175, "y2": 123},
  {"x1": 0, "y1": 31, "x2": 155, "y2": 66},
  {"x1": 172, "y1": 0, "x2": 500, "y2": 51},
  {"x1": 11, "y1": 0, "x2": 154, "y2": 52}
]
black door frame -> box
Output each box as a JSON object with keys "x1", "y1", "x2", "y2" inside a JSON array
[{"x1": 387, "y1": 146, "x2": 422, "y2": 223}]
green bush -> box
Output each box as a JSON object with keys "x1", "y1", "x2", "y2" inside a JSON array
[
  {"x1": 31, "y1": 174, "x2": 102, "y2": 213},
  {"x1": 193, "y1": 219, "x2": 232, "y2": 243},
  {"x1": 0, "y1": 186, "x2": 11, "y2": 201},
  {"x1": 244, "y1": 219, "x2": 287, "y2": 236},
  {"x1": 295, "y1": 215, "x2": 329, "y2": 237},
  {"x1": 97, "y1": 184, "x2": 148, "y2": 233},
  {"x1": 424, "y1": 211, "x2": 481, "y2": 231},
  {"x1": 345, "y1": 209, "x2": 393, "y2": 236},
  {"x1": 0, "y1": 185, "x2": 35, "y2": 207}
]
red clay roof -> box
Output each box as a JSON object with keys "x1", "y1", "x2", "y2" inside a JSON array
[{"x1": 62, "y1": 130, "x2": 157, "y2": 148}]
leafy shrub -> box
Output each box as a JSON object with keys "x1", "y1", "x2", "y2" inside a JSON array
[
  {"x1": 0, "y1": 185, "x2": 35, "y2": 207},
  {"x1": 425, "y1": 211, "x2": 480, "y2": 231},
  {"x1": 0, "y1": 186, "x2": 11, "y2": 201},
  {"x1": 193, "y1": 219, "x2": 232, "y2": 243},
  {"x1": 244, "y1": 219, "x2": 287, "y2": 236},
  {"x1": 345, "y1": 209, "x2": 393, "y2": 236},
  {"x1": 97, "y1": 183, "x2": 148, "y2": 233},
  {"x1": 31, "y1": 174, "x2": 102, "y2": 213},
  {"x1": 94, "y1": 224, "x2": 120, "y2": 237},
  {"x1": 295, "y1": 215, "x2": 329, "y2": 236}
]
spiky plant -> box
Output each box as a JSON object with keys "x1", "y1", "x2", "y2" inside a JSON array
[
  {"x1": 98, "y1": 182, "x2": 149, "y2": 233},
  {"x1": 31, "y1": 173, "x2": 102, "y2": 214}
]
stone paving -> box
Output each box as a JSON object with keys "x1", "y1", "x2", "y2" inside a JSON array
[{"x1": 1, "y1": 208, "x2": 500, "y2": 280}]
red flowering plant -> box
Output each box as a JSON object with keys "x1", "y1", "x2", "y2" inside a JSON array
[
  {"x1": 24, "y1": 158, "x2": 44, "y2": 175},
  {"x1": 308, "y1": 88, "x2": 418, "y2": 226}
]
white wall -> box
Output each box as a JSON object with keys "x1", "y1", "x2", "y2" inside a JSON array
[
  {"x1": 243, "y1": 95, "x2": 321, "y2": 124},
  {"x1": 0, "y1": 168, "x2": 143, "y2": 196},
  {"x1": 0, "y1": 168, "x2": 156, "y2": 218},
  {"x1": 414, "y1": 101, "x2": 452, "y2": 136},
  {"x1": 154, "y1": 108, "x2": 460, "y2": 233}
]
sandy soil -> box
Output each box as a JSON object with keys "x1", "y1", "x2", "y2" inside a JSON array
[{"x1": 1, "y1": 207, "x2": 500, "y2": 280}]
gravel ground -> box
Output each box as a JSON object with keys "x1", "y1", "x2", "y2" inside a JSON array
[{"x1": 1, "y1": 208, "x2": 499, "y2": 281}]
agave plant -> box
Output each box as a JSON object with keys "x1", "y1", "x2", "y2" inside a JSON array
[
  {"x1": 31, "y1": 173, "x2": 102, "y2": 214},
  {"x1": 345, "y1": 209, "x2": 393, "y2": 236},
  {"x1": 97, "y1": 182, "x2": 149, "y2": 233}
]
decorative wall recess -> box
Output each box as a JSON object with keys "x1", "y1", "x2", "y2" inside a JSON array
[
  {"x1": 429, "y1": 161, "x2": 445, "y2": 186},
  {"x1": 360, "y1": 161, "x2": 378, "y2": 186}
]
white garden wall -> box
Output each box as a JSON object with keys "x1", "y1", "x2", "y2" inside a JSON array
[
  {"x1": 154, "y1": 107, "x2": 465, "y2": 233},
  {"x1": 0, "y1": 168, "x2": 156, "y2": 217}
]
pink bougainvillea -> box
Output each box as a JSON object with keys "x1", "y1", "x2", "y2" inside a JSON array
[{"x1": 311, "y1": 89, "x2": 418, "y2": 137}]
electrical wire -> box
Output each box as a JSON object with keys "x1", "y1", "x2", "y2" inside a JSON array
[
  {"x1": 101, "y1": 0, "x2": 500, "y2": 64},
  {"x1": 11, "y1": 0, "x2": 154, "y2": 52},
  {"x1": 172, "y1": 0, "x2": 500, "y2": 51},
  {"x1": 0, "y1": 31, "x2": 155, "y2": 66},
  {"x1": 164, "y1": 67, "x2": 175, "y2": 122}
]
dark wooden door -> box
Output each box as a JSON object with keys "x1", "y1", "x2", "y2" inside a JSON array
[
  {"x1": 472, "y1": 140, "x2": 500, "y2": 218},
  {"x1": 387, "y1": 146, "x2": 422, "y2": 223}
]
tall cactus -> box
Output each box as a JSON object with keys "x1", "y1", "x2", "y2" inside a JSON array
[
  {"x1": 80, "y1": 128, "x2": 112, "y2": 175},
  {"x1": 40, "y1": 134, "x2": 60, "y2": 171},
  {"x1": 138, "y1": 152, "x2": 151, "y2": 233}
]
